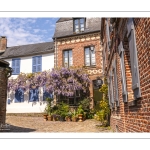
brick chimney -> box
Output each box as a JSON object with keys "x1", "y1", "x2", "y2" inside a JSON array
[{"x1": 0, "y1": 36, "x2": 7, "y2": 51}]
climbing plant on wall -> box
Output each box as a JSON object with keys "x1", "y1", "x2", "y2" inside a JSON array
[{"x1": 7, "y1": 67, "x2": 90, "y2": 100}]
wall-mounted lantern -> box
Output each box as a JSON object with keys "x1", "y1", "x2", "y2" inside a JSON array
[
  {"x1": 90, "y1": 45, "x2": 94, "y2": 51},
  {"x1": 93, "y1": 76, "x2": 103, "y2": 89}
]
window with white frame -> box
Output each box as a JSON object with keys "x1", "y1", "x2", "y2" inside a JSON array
[
  {"x1": 74, "y1": 18, "x2": 85, "y2": 33},
  {"x1": 63, "y1": 50, "x2": 73, "y2": 67},
  {"x1": 84, "y1": 46, "x2": 96, "y2": 66}
]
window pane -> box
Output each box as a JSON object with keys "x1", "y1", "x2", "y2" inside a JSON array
[
  {"x1": 75, "y1": 24, "x2": 79, "y2": 29},
  {"x1": 64, "y1": 51, "x2": 68, "y2": 67},
  {"x1": 69, "y1": 50, "x2": 73, "y2": 66},
  {"x1": 80, "y1": 24, "x2": 84, "y2": 28},
  {"x1": 75, "y1": 28, "x2": 79, "y2": 32},
  {"x1": 85, "y1": 48, "x2": 90, "y2": 66},
  {"x1": 75, "y1": 19, "x2": 78, "y2": 25},
  {"x1": 80, "y1": 18, "x2": 84, "y2": 23},
  {"x1": 81, "y1": 27, "x2": 84, "y2": 31},
  {"x1": 91, "y1": 50, "x2": 96, "y2": 65}
]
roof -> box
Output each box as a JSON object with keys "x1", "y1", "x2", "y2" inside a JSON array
[
  {"x1": 53, "y1": 17, "x2": 101, "y2": 38},
  {"x1": 0, "y1": 42, "x2": 54, "y2": 59},
  {"x1": 56, "y1": 18, "x2": 72, "y2": 23}
]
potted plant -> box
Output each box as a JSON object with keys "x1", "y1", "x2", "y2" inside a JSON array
[
  {"x1": 46, "y1": 97, "x2": 53, "y2": 121},
  {"x1": 65, "y1": 112, "x2": 72, "y2": 121},
  {"x1": 43, "y1": 107, "x2": 48, "y2": 121},
  {"x1": 71, "y1": 110, "x2": 78, "y2": 122},
  {"x1": 57, "y1": 102, "x2": 69, "y2": 121},
  {"x1": 47, "y1": 106, "x2": 52, "y2": 121},
  {"x1": 77, "y1": 105, "x2": 84, "y2": 122}
]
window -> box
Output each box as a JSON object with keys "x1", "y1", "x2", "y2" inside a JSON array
[
  {"x1": 63, "y1": 50, "x2": 73, "y2": 67},
  {"x1": 74, "y1": 18, "x2": 85, "y2": 33},
  {"x1": 57, "y1": 90, "x2": 81, "y2": 106},
  {"x1": 14, "y1": 88, "x2": 24, "y2": 103},
  {"x1": 32, "y1": 56, "x2": 42, "y2": 73},
  {"x1": 127, "y1": 18, "x2": 141, "y2": 99},
  {"x1": 118, "y1": 41, "x2": 128, "y2": 102},
  {"x1": 12, "y1": 58, "x2": 20, "y2": 75},
  {"x1": 84, "y1": 46, "x2": 96, "y2": 66}
]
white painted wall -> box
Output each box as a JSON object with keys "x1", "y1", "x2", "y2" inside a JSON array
[
  {"x1": 4, "y1": 52, "x2": 54, "y2": 113},
  {"x1": 5, "y1": 53, "x2": 54, "y2": 79}
]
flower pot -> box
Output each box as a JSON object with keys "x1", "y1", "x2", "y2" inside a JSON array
[
  {"x1": 59, "y1": 116, "x2": 65, "y2": 121},
  {"x1": 78, "y1": 114, "x2": 83, "y2": 122},
  {"x1": 47, "y1": 115, "x2": 52, "y2": 121},
  {"x1": 43, "y1": 114, "x2": 48, "y2": 121},
  {"x1": 72, "y1": 117, "x2": 77, "y2": 122},
  {"x1": 65, "y1": 116, "x2": 72, "y2": 122}
]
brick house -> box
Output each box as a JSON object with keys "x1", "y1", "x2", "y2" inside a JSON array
[
  {"x1": 101, "y1": 18, "x2": 150, "y2": 132},
  {"x1": 53, "y1": 18, "x2": 103, "y2": 108}
]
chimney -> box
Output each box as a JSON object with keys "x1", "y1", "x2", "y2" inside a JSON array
[{"x1": 0, "y1": 36, "x2": 7, "y2": 52}]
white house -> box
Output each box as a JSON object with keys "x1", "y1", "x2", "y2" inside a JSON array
[{"x1": 0, "y1": 36, "x2": 54, "y2": 113}]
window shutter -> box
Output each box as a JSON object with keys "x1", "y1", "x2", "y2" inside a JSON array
[
  {"x1": 118, "y1": 41, "x2": 128, "y2": 102},
  {"x1": 110, "y1": 71, "x2": 114, "y2": 107},
  {"x1": 37, "y1": 56, "x2": 42, "y2": 72},
  {"x1": 12, "y1": 59, "x2": 15, "y2": 74},
  {"x1": 16, "y1": 58, "x2": 20, "y2": 74},
  {"x1": 32, "y1": 57, "x2": 37, "y2": 72},
  {"x1": 107, "y1": 78, "x2": 111, "y2": 107},
  {"x1": 106, "y1": 19, "x2": 111, "y2": 50},
  {"x1": 112, "y1": 59, "x2": 119, "y2": 106},
  {"x1": 127, "y1": 18, "x2": 141, "y2": 99}
]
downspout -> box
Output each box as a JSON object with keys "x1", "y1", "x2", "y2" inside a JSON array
[{"x1": 55, "y1": 38, "x2": 57, "y2": 68}]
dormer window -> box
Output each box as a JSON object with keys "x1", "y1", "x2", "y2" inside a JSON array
[{"x1": 74, "y1": 18, "x2": 85, "y2": 33}]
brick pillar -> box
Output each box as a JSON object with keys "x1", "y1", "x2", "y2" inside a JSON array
[{"x1": 0, "y1": 36, "x2": 7, "y2": 51}]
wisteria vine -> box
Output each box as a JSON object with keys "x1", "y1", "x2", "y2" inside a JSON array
[{"x1": 7, "y1": 67, "x2": 91, "y2": 97}]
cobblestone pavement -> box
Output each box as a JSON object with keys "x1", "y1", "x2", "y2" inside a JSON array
[{"x1": 4, "y1": 116, "x2": 113, "y2": 132}]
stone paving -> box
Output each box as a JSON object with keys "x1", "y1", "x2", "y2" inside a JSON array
[{"x1": 4, "y1": 116, "x2": 113, "y2": 132}]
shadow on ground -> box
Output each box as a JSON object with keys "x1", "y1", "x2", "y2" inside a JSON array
[{"x1": 0, "y1": 124, "x2": 36, "y2": 132}]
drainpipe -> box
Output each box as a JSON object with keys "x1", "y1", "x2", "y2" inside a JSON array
[{"x1": 55, "y1": 38, "x2": 57, "y2": 68}]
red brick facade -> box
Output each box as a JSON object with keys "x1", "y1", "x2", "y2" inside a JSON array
[
  {"x1": 101, "y1": 18, "x2": 150, "y2": 132},
  {"x1": 55, "y1": 32, "x2": 103, "y2": 108}
]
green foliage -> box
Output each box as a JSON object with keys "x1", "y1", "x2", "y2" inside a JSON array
[
  {"x1": 57, "y1": 102, "x2": 69, "y2": 117},
  {"x1": 94, "y1": 77, "x2": 110, "y2": 126},
  {"x1": 78, "y1": 97, "x2": 90, "y2": 112},
  {"x1": 77, "y1": 105, "x2": 84, "y2": 114},
  {"x1": 45, "y1": 97, "x2": 54, "y2": 116}
]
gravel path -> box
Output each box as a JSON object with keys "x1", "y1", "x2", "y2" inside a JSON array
[{"x1": 3, "y1": 116, "x2": 112, "y2": 133}]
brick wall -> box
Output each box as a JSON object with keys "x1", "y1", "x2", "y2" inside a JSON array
[
  {"x1": 55, "y1": 32, "x2": 103, "y2": 107},
  {"x1": 102, "y1": 18, "x2": 150, "y2": 132},
  {"x1": 0, "y1": 67, "x2": 8, "y2": 125}
]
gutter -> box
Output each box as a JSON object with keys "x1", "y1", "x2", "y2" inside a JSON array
[{"x1": 52, "y1": 30, "x2": 101, "y2": 40}]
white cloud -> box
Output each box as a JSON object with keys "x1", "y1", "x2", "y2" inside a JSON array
[{"x1": 0, "y1": 18, "x2": 47, "y2": 47}]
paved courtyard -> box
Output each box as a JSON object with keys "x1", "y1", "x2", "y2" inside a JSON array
[{"x1": 4, "y1": 115, "x2": 112, "y2": 132}]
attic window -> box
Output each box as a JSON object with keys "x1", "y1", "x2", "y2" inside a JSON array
[{"x1": 73, "y1": 18, "x2": 85, "y2": 33}]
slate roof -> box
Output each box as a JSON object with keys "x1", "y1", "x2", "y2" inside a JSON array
[
  {"x1": 53, "y1": 17, "x2": 101, "y2": 38},
  {"x1": 56, "y1": 18, "x2": 72, "y2": 23},
  {"x1": 0, "y1": 42, "x2": 54, "y2": 59}
]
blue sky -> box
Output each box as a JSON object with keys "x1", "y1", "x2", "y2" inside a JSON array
[{"x1": 0, "y1": 18, "x2": 59, "y2": 47}]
